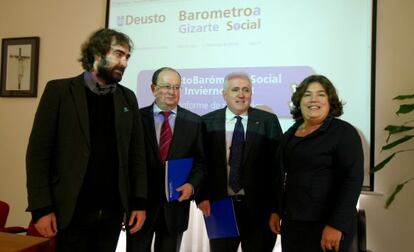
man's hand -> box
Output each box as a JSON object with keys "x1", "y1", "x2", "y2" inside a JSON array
[
  {"x1": 34, "y1": 212, "x2": 58, "y2": 238},
  {"x1": 321, "y1": 225, "x2": 342, "y2": 252},
  {"x1": 176, "y1": 183, "x2": 193, "y2": 202},
  {"x1": 269, "y1": 213, "x2": 281, "y2": 234},
  {"x1": 128, "y1": 210, "x2": 146, "y2": 234},
  {"x1": 197, "y1": 200, "x2": 211, "y2": 217}
]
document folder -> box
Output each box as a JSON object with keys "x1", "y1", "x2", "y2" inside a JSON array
[
  {"x1": 204, "y1": 197, "x2": 240, "y2": 239},
  {"x1": 165, "y1": 157, "x2": 193, "y2": 202}
]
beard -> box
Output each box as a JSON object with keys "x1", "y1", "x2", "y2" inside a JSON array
[{"x1": 96, "y1": 58, "x2": 125, "y2": 84}]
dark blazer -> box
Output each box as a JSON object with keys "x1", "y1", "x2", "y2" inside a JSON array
[
  {"x1": 138, "y1": 104, "x2": 204, "y2": 235},
  {"x1": 26, "y1": 73, "x2": 147, "y2": 229},
  {"x1": 280, "y1": 116, "x2": 363, "y2": 234},
  {"x1": 196, "y1": 107, "x2": 283, "y2": 224}
]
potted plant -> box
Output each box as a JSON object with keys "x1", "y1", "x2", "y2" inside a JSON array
[{"x1": 372, "y1": 94, "x2": 414, "y2": 208}]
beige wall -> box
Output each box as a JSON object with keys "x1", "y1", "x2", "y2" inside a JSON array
[
  {"x1": 0, "y1": 0, "x2": 413, "y2": 251},
  {"x1": 360, "y1": 1, "x2": 414, "y2": 251},
  {"x1": 0, "y1": 0, "x2": 106, "y2": 226}
]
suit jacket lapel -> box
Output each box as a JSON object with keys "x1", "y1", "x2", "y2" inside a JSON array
[
  {"x1": 243, "y1": 108, "x2": 260, "y2": 164},
  {"x1": 70, "y1": 74, "x2": 90, "y2": 148},
  {"x1": 214, "y1": 108, "x2": 227, "y2": 163},
  {"x1": 113, "y1": 87, "x2": 129, "y2": 153},
  {"x1": 141, "y1": 106, "x2": 162, "y2": 162},
  {"x1": 168, "y1": 106, "x2": 186, "y2": 158}
]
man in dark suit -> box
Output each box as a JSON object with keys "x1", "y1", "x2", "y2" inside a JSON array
[
  {"x1": 26, "y1": 28, "x2": 147, "y2": 252},
  {"x1": 128, "y1": 67, "x2": 204, "y2": 252},
  {"x1": 196, "y1": 72, "x2": 283, "y2": 252}
]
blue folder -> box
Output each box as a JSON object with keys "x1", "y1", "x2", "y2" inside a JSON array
[
  {"x1": 204, "y1": 197, "x2": 240, "y2": 239},
  {"x1": 165, "y1": 157, "x2": 194, "y2": 202}
]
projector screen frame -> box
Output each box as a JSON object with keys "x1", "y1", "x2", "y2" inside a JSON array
[{"x1": 105, "y1": 0, "x2": 377, "y2": 192}]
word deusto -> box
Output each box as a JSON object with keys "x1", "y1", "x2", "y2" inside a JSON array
[{"x1": 123, "y1": 14, "x2": 166, "y2": 25}]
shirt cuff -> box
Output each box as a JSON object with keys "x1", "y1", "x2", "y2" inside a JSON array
[
  {"x1": 131, "y1": 197, "x2": 147, "y2": 210},
  {"x1": 31, "y1": 206, "x2": 54, "y2": 223}
]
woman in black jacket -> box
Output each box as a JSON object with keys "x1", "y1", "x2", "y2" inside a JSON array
[{"x1": 269, "y1": 75, "x2": 364, "y2": 252}]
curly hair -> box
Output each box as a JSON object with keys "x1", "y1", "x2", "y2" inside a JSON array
[
  {"x1": 79, "y1": 28, "x2": 133, "y2": 71},
  {"x1": 291, "y1": 74, "x2": 343, "y2": 121}
]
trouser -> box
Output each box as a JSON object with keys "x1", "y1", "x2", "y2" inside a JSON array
[
  {"x1": 281, "y1": 220, "x2": 354, "y2": 252},
  {"x1": 55, "y1": 207, "x2": 124, "y2": 252},
  {"x1": 210, "y1": 196, "x2": 276, "y2": 252},
  {"x1": 127, "y1": 207, "x2": 183, "y2": 252}
]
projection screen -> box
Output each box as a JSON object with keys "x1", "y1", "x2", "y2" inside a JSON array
[{"x1": 106, "y1": 0, "x2": 376, "y2": 189}]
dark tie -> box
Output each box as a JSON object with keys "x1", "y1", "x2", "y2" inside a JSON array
[
  {"x1": 159, "y1": 111, "x2": 172, "y2": 163},
  {"x1": 229, "y1": 116, "x2": 244, "y2": 193}
]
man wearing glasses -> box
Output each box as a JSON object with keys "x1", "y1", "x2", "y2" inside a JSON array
[{"x1": 128, "y1": 67, "x2": 205, "y2": 252}]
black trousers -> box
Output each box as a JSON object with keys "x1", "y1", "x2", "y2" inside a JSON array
[
  {"x1": 281, "y1": 220, "x2": 354, "y2": 252},
  {"x1": 127, "y1": 208, "x2": 183, "y2": 252},
  {"x1": 210, "y1": 196, "x2": 276, "y2": 252},
  {"x1": 55, "y1": 208, "x2": 124, "y2": 252}
]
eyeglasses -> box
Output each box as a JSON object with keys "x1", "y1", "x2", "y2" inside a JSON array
[{"x1": 156, "y1": 84, "x2": 181, "y2": 91}]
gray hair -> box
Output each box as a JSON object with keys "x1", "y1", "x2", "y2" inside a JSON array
[{"x1": 223, "y1": 72, "x2": 252, "y2": 91}]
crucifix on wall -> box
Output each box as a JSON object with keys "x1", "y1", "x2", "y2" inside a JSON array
[
  {"x1": 1, "y1": 37, "x2": 39, "y2": 97},
  {"x1": 7, "y1": 45, "x2": 32, "y2": 91}
]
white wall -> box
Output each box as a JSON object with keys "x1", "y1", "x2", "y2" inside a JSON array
[{"x1": 0, "y1": 1, "x2": 413, "y2": 251}]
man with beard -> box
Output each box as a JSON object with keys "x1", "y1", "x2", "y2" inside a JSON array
[{"x1": 26, "y1": 28, "x2": 147, "y2": 252}]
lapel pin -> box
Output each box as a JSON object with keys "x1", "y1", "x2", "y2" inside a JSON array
[{"x1": 124, "y1": 107, "x2": 129, "y2": 112}]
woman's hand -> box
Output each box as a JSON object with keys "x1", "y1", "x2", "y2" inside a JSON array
[{"x1": 321, "y1": 225, "x2": 342, "y2": 251}]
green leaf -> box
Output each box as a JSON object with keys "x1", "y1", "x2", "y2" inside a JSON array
[
  {"x1": 396, "y1": 104, "x2": 414, "y2": 115},
  {"x1": 385, "y1": 183, "x2": 405, "y2": 209},
  {"x1": 385, "y1": 177, "x2": 414, "y2": 209},
  {"x1": 372, "y1": 153, "x2": 395, "y2": 173},
  {"x1": 384, "y1": 125, "x2": 414, "y2": 134},
  {"x1": 393, "y1": 94, "x2": 414, "y2": 100},
  {"x1": 382, "y1": 135, "x2": 414, "y2": 150},
  {"x1": 384, "y1": 125, "x2": 414, "y2": 142}
]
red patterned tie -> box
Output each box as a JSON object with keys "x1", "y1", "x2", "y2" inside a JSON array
[{"x1": 159, "y1": 111, "x2": 172, "y2": 163}]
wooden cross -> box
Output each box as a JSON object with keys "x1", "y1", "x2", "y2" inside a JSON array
[{"x1": 9, "y1": 47, "x2": 31, "y2": 90}]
